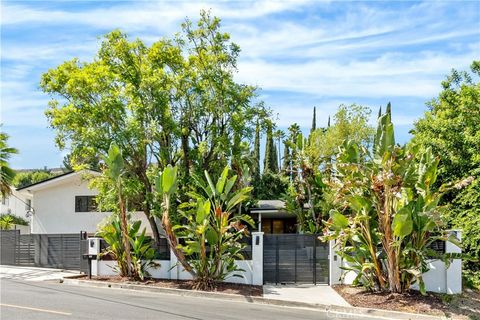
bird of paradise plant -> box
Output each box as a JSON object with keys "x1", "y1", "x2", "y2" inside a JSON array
[{"x1": 323, "y1": 104, "x2": 465, "y2": 294}]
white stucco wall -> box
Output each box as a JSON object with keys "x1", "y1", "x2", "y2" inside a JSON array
[
  {"x1": 329, "y1": 240, "x2": 343, "y2": 285},
  {"x1": 93, "y1": 260, "x2": 171, "y2": 278},
  {"x1": 91, "y1": 232, "x2": 265, "y2": 286},
  {"x1": 23, "y1": 173, "x2": 153, "y2": 235},
  {"x1": 410, "y1": 260, "x2": 447, "y2": 293},
  {"x1": 94, "y1": 259, "x2": 255, "y2": 285},
  {"x1": 29, "y1": 176, "x2": 107, "y2": 234},
  {"x1": 341, "y1": 253, "x2": 462, "y2": 294}
]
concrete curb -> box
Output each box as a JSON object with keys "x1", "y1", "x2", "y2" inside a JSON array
[{"x1": 61, "y1": 278, "x2": 446, "y2": 320}]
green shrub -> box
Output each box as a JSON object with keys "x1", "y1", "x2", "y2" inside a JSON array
[
  {"x1": 97, "y1": 217, "x2": 157, "y2": 281},
  {"x1": 0, "y1": 214, "x2": 29, "y2": 226},
  {"x1": 0, "y1": 215, "x2": 14, "y2": 230},
  {"x1": 174, "y1": 167, "x2": 254, "y2": 290}
]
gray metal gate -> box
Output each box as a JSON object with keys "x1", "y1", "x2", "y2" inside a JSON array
[
  {"x1": 263, "y1": 234, "x2": 329, "y2": 284},
  {"x1": 0, "y1": 230, "x2": 84, "y2": 271},
  {"x1": 1, "y1": 230, "x2": 19, "y2": 265}
]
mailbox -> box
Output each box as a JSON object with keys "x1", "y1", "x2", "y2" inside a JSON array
[
  {"x1": 84, "y1": 237, "x2": 101, "y2": 279},
  {"x1": 88, "y1": 237, "x2": 101, "y2": 255}
]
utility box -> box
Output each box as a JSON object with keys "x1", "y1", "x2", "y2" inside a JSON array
[{"x1": 87, "y1": 237, "x2": 101, "y2": 255}]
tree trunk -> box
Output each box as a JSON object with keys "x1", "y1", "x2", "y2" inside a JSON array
[
  {"x1": 181, "y1": 132, "x2": 190, "y2": 175},
  {"x1": 118, "y1": 186, "x2": 132, "y2": 277},
  {"x1": 138, "y1": 172, "x2": 163, "y2": 249},
  {"x1": 161, "y1": 197, "x2": 196, "y2": 277},
  {"x1": 382, "y1": 185, "x2": 402, "y2": 293},
  {"x1": 146, "y1": 213, "x2": 162, "y2": 247}
]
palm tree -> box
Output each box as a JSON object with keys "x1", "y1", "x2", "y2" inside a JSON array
[{"x1": 0, "y1": 129, "x2": 18, "y2": 197}]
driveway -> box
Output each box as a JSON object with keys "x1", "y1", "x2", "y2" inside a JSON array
[
  {"x1": 263, "y1": 284, "x2": 351, "y2": 307},
  {"x1": 0, "y1": 265, "x2": 79, "y2": 282}
]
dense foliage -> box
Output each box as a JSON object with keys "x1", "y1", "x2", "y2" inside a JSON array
[
  {"x1": 41, "y1": 11, "x2": 269, "y2": 247},
  {"x1": 97, "y1": 217, "x2": 157, "y2": 280},
  {"x1": 99, "y1": 143, "x2": 135, "y2": 278},
  {"x1": 0, "y1": 129, "x2": 18, "y2": 197},
  {"x1": 284, "y1": 104, "x2": 374, "y2": 232},
  {"x1": 174, "y1": 167, "x2": 254, "y2": 290},
  {"x1": 410, "y1": 61, "x2": 480, "y2": 288},
  {"x1": 306, "y1": 104, "x2": 373, "y2": 168},
  {"x1": 323, "y1": 109, "x2": 462, "y2": 294},
  {"x1": 38, "y1": 8, "x2": 476, "y2": 292},
  {"x1": 0, "y1": 214, "x2": 29, "y2": 227},
  {"x1": 12, "y1": 170, "x2": 56, "y2": 188}
]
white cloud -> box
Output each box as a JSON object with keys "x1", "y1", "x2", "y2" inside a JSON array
[
  {"x1": 235, "y1": 50, "x2": 475, "y2": 98},
  {"x1": 1, "y1": 1, "x2": 311, "y2": 29},
  {"x1": 1, "y1": 40, "x2": 98, "y2": 62},
  {"x1": 0, "y1": 80, "x2": 49, "y2": 127},
  {"x1": 1, "y1": 0, "x2": 478, "y2": 168}
]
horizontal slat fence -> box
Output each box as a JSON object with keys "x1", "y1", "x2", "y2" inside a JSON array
[{"x1": 0, "y1": 230, "x2": 83, "y2": 271}]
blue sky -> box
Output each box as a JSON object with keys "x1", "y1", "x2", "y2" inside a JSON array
[{"x1": 1, "y1": 0, "x2": 479, "y2": 169}]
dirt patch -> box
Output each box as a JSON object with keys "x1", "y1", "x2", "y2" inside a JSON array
[
  {"x1": 333, "y1": 285, "x2": 480, "y2": 320},
  {"x1": 77, "y1": 275, "x2": 263, "y2": 297}
]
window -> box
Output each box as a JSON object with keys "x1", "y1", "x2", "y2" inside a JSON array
[
  {"x1": 1, "y1": 196, "x2": 8, "y2": 206},
  {"x1": 25, "y1": 199, "x2": 32, "y2": 211},
  {"x1": 75, "y1": 196, "x2": 97, "y2": 212}
]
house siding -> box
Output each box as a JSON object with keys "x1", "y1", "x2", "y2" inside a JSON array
[{"x1": 28, "y1": 174, "x2": 152, "y2": 235}]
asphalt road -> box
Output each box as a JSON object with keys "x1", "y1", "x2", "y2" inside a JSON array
[{"x1": 0, "y1": 278, "x2": 377, "y2": 320}]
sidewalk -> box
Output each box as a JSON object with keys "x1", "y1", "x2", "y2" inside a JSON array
[
  {"x1": 0, "y1": 265, "x2": 79, "y2": 282},
  {"x1": 263, "y1": 284, "x2": 351, "y2": 307}
]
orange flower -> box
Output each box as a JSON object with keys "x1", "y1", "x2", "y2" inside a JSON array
[{"x1": 215, "y1": 206, "x2": 222, "y2": 218}]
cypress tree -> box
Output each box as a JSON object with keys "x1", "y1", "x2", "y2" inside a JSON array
[
  {"x1": 263, "y1": 122, "x2": 276, "y2": 174},
  {"x1": 282, "y1": 143, "x2": 290, "y2": 177},
  {"x1": 311, "y1": 107, "x2": 317, "y2": 132},
  {"x1": 274, "y1": 129, "x2": 284, "y2": 172},
  {"x1": 327, "y1": 116, "x2": 331, "y2": 128},
  {"x1": 252, "y1": 122, "x2": 261, "y2": 183},
  {"x1": 378, "y1": 106, "x2": 382, "y2": 118},
  {"x1": 272, "y1": 143, "x2": 279, "y2": 173}
]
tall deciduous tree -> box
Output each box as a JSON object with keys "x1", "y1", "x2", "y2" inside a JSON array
[
  {"x1": 41, "y1": 11, "x2": 269, "y2": 246},
  {"x1": 306, "y1": 104, "x2": 374, "y2": 170},
  {"x1": 178, "y1": 13, "x2": 269, "y2": 178},
  {"x1": 410, "y1": 61, "x2": 480, "y2": 287}
]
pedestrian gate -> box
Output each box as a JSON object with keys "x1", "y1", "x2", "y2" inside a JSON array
[{"x1": 263, "y1": 234, "x2": 329, "y2": 284}]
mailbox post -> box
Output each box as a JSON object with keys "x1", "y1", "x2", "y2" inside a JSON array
[
  {"x1": 83, "y1": 238, "x2": 101, "y2": 279},
  {"x1": 82, "y1": 253, "x2": 97, "y2": 279}
]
